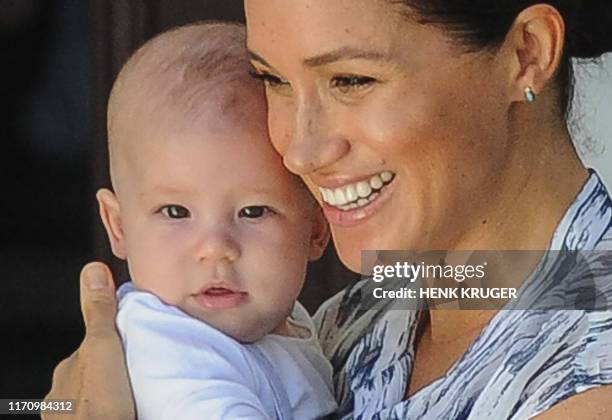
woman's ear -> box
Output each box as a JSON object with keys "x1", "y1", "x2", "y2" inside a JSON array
[
  {"x1": 96, "y1": 188, "x2": 128, "y2": 260},
  {"x1": 307, "y1": 207, "x2": 330, "y2": 261},
  {"x1": 504, "y1": 4, "x2": 565, "y2": 102}
]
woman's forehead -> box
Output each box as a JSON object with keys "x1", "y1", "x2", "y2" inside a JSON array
[
  {"x1": 245, "y1": 0, "x2": 461, "y2": 81},
  {"x1": 245, "y1": 0, "x2": 407, "y2": 50}
]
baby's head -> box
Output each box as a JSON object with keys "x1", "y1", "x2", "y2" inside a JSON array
[{"x1": 97, "y1": 22, "x2": 328, "y2": 342}]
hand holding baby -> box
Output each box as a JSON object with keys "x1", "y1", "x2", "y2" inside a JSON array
[{"x1": 43, "y1": 263, "x2": 134, "y2": 420}]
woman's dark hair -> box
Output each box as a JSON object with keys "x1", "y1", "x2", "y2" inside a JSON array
[{"x1": 391, "y1": 0, "x2": 612, "y2": 118}]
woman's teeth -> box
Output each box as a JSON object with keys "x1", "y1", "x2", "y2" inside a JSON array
[{"x1": 319, "y1": 171, "x2": 395, "y2": 211}]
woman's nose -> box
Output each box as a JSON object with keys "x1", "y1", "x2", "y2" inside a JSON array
[
  {"x1": 194, "y1": 229, "x2": 241, "y2": 264},
  {"x1": 281, "y1": 95, "x2": 350, "y2": 176}
]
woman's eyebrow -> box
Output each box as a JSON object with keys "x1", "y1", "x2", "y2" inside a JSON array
[
  {"x1": 302, "y1": 47, "x2": 392, "y2": 67},
  {"x1": 248, "y1": 47, "x2": 392, "y2": 70}
]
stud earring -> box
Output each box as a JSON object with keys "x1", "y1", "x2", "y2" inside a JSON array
[{"x1": 524, "y1": 86, "x2": 536, "y2": 103}]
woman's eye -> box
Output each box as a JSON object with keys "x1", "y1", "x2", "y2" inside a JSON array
[
  {"x1": 238, "y1": 206, "x2": 272, "y2": 219},
  {"x1": 248, "y1": 70, "x2": 289, "y2": 88},
  {"x1": 331, "y1": 75, "x2": 376, "y2": 93},
  {"x1": 160, "y1": 205, "x2": 190, "y2": 219}
]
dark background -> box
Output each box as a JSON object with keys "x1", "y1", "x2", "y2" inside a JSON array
[{"x1": 0, "y1": 0, "x2": 356, "y2": 401}]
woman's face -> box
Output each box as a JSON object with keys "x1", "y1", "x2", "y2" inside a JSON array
[{"x1": 245, "y1": 0, "x2": 513, "y2": 271}]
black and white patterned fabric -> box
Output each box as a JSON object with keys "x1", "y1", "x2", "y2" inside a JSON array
[{"x1": 315, "y1": 170, "x2": 612, "y2": 419}]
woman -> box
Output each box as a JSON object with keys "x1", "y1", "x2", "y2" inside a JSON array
[{"x1": 46, "y1": 0, "x2": 612, "y2": 418}]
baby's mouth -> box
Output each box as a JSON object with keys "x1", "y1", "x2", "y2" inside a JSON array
[
  {"x1": 194, "y1": 284, "x2": 248, "y2": 309},
  {"x1": 204, "y1": 287, "x2": 237, "y2": 295},
  {"x1": 318, "y1": 171, "x2": 396, "y2": 211}
]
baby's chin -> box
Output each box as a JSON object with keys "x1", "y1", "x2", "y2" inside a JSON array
[
  {"x1": 221, "y1": 323, "x2": 270, "y2": 343},
  {"x1": 182, "y1": 306, "x2": 282, "y2": 343}
]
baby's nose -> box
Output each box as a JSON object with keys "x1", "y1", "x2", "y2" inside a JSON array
[{"x1": 194, "y1": 230, "x2": 241, "y2": 263}]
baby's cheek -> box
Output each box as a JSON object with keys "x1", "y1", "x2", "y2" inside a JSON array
[
  {"x1": 244, "y1": 230, "x2": 303, "y2": 276},
  {"x1": 256, "y1": 242, "x2": 308, "y2": 304},
  {"x1": 126, "y1": 231, "x2": 189, "y2": 304}
]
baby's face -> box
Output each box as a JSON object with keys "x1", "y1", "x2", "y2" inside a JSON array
[{"x1": 101, "y1": 84, "x2": 326, "y2": 342}]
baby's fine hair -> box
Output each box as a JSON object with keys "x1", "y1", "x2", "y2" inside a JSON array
[{"x1": 107, "y1": 21, "x2": 251, "y2": 169}]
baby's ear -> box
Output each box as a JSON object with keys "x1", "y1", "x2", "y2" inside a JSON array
[
  {"x1": 308, "y1": 207, "x2": 330, "y2": 261},
  {"x1": 96, "y1": 188, "x2": 127, "y2": 259}
]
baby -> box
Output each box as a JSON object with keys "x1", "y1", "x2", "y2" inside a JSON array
[{"x1": 96, "y1": 22, "x2": 337, "y2": 419}]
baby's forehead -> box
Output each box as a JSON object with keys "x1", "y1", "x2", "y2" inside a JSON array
[
  {"x1": 120, "y1": 120, "x2": 312, "y2": 208},
  {"x1": 114, "y1": 83, "x2": 273, "y2": 173},
  {"x1": 110, "y1": 62, "x2": 261, "y2": 136},
  {"x1": 109, "y1": 77, "x2": 266, "y2": 182}
]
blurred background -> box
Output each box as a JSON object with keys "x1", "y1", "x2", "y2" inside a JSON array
[{"x1": 0, "y1": 0, "x2": 610, "y2": 404}]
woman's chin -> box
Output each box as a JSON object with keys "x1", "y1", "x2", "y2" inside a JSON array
[
  {"x1": 332, "y1": 233, "x2": 380, "y2": 274},
  {"x1": 335, "y1": 247, "x2": 362, "y2": 273},
  {"x1": 331, "y1": 225, "x2": 425, "y2": 273}
]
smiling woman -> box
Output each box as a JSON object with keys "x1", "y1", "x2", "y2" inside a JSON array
[
  {"x1": 244, "y1": 0, "x2": 612, "y2": 418},
  {"x1": 245, "y1": 0, "x2": 594, "y2": 269}
]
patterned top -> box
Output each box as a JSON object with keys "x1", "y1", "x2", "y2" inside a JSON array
[{"x1": 314, "y1": 170, "x2": 612, "y2": 420}]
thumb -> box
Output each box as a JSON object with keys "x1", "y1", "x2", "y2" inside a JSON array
[{"x1": 79, "y1": 262, "x2": 119, "y2": 339}]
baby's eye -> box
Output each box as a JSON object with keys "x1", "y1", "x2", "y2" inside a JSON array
[
  {"x1": 238, "y1": 206, "x2": 273, "y2": 219},
  {"x1": 160, "y1": 205, "x2": 190, "y2": 219},
  {"x1": 330, "y1": 75, "x2": 376, "y2": 94}
]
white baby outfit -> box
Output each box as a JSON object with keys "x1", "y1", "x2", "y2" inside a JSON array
[{"x1": 116, "y1": 282, "x2": 337, "y2": 420}]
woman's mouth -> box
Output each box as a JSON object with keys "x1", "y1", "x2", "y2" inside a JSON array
[
  {"x1": 317, "y1": 171, "x2": 396, "y2": 226},
  {"x1": 319, "y1": 171, "x2": 395, "y2": 210}
]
